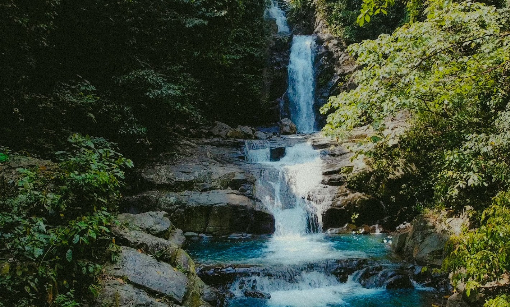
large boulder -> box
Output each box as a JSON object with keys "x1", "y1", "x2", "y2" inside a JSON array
[
  {"x1": 210, "y1": 121, "x2": 233, "y2": 138},
  {"x1": 139, "y1": 161, "x2": 254, "y2": 192},
  {"x1": 391, "y1": 212, "x2": 469, "y2": 267},
  {"x1": 160, "y1": 191, "x2": 275, "y2": 235},
  {"x1": 278, "y1": 118, "x2": 297, "y2": 135},
  {"x1": 125, "y1": 190, "x2": 275, "y2": 235},
  {"x1": 117, "y1": 211, "x2": 171, "y2": 237},
  {"x1": 95, "y1": 280, "x2": 169, "y2": 307},
  {"x1": 106, "y1": 247, "x2": 189, "y2": 304},
  {"x1": 112, "y1": 227, "x2": 180, "y2": 262},
  {"x1": 322, "y1": 188, "x2": 384, "y2": 230}
]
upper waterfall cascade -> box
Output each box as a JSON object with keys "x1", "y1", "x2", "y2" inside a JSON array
[
  {"x1": 267, "y1": 1, "x2": 290, "y2": 34},
  {"x1": 288, "y1": 35, "x2": 317, "y2": 133}
]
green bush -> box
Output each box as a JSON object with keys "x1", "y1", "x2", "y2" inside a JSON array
[
  {"x1": 444, "y1": 192, "x2": 510, "y2": 305},
  {"x1": 0, "y1": 134, "x2": 132, "y2": 306}
]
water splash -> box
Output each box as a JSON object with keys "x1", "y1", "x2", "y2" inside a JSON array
[{"x1": 288, "y1": 36, "x2": 317, "y2": 133}]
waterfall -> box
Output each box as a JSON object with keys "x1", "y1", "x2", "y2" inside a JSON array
[
  {"x1": 267, "y1": 0, "x2": 290, "y2": 34},
  {"x1": 288, "y1": 35, "x2": 317, "y2": 133}
]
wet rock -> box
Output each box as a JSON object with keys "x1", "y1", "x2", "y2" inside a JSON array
[
  {"x1": 270, "y1": 147, "x2": 286, "y2": 161},
  {"x1": 385, "y1": 275, "x2": 414, "y2": 289},
  {"x1": 202, "y1": 285, "x2": 221, "y2": 305},
  {"x1": 332, "y1": 258, "x2": 369, "y2": 282},
  {"x1": 117, "y1": 211, "x2": 171, "y2": 238},
  {"x1": 325, "y1": 223, "x2": 356, "y2": 234},
  {"x1": 353, "y1": 266, "x2": 415, "y2": 290},
  {"x1": 321, "y1": 174, "x2": 345, "y2": 186},
  {"x1": 95, "y1": 279, "x2": 168, "y2": 307},
  {"x1": 244, "y1": 291, "x2": 271, "y2": 299},
  {"x1": 279, "y1": 118, "x2": 297, "y2": 135},
  {"x1": 254, "y1": 131, "x2": 268, "y2": 140},
  {"x1": 323, "y1": 190, "x2": 385, "y2": 230},
  {"x1": 322, "y1": 207, "x2": 350, "y2": 230},
  {"x1": 107, "y1": 247, "x2": 189, "y2": 304}
]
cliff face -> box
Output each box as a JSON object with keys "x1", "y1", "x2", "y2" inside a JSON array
[{"x1": 311, "y1": 1, "x2": 357, "y2": 129}]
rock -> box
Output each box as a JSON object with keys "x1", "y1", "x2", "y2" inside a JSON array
[
  {"x1": 117, "y1": 211, "x2": 171, "y2": 238},
  {"x1": 332, "y1": 258, "x2": 369, "y2": 282},
  {"x1": 112, "y1": 227, "x2": 179, "y2": 262},
  {"x1": 201, "y1": 285, "x2": 220, "y2": 305},
  {"x1": 244, "y1": 291, "x2": 271, "y2": 299},
  {"x1": 226, "y1": 129, "x2": 245, "y2": 139},
  {"x1": 392, "y1": 214, "x2": 451, "y2": 267},
  {"x1": 270, "y1": 147, "x2": 286, "y2": 161},
  {"x1": 237, "y1": 126, "x2": 255, "y2": 139},
  {"x1": 322, "y1": 207, "x2": 350, "y2": 230},
  {"x1": 168, "y1": 228, "x2": 186, "y2": 247},
  {"x1": 210, "y1": 121, "x2": 233, "y2": 138},
  {"x1": 107, "y1": 247, "x2": 189, "y2": 304},
  {"x1": 322, "y1": 191, "x2": 384, "y2": 230},
  {"x1": 385, "y1": 275, "x2": 414, "y2": 289},
  {"x1": 391, "y1": 231, "x2": 409, "y2": 253},
  {"x1": 254, "y1": 131, "x2": 268, "y2": 140},
  {"x1": 446, "y1": 293, "x2": 470, "y2": 307},
  {"x1": 154, "y1": 190, "x2": 275, "y2": 235},
  {"x1": 326, "y1": 223, "x2": 356, "y2": 234},
  {"x1": 321, "y1": 174, "x2": 345, "y2": 186},
  {"x1": 279, "y1": 118, "x2": 297, "y2": 134},
  {"x1": 95, "y1": 279, "x2": 168, "y2": 307},
  {"x1": 172, "y1": 249, "x2": 195, "y2": 274},
  {"x1": 139, "y1": 162, "x2": 252, "y2": 192}
]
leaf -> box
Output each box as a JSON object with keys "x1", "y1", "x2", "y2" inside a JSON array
[
  {"x1": 72, "y1": 234, "x2": 80, "y2": 244},
  {"x1": 66, "y1": 249, "x2": 73, "y2": 262},
  {"x1": 0, "y1": 153, "x2": 8, "y2": 163}
]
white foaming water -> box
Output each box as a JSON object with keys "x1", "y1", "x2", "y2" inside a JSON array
[
  {"x1": 267, "y1": 0, "x2": 290, "y2": 34},
  {"x1": 288, "y1": 35, "x2": 317, "y2": 133},
  {"x1": 247, "y1": 141, "x2": 365, "y2": 266},
  {"x1": 231, "y1": 272, "x2": 382, "y2": 307}
]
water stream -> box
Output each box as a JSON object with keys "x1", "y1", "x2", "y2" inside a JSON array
[
  {"x1": 288, "y1": 36, "x2": 317, "y2": 133},
  {"x1": 267, "y1": 0, "x2": 290, "y2": 34},
  {"x1": 185, "y1": 5, "x2": 440, "y2": 306},
  {"x1": 187, "y1": 141, "x2": 438, "y2": 306}
]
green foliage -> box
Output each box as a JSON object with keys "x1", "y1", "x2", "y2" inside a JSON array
[
  {"x1": 322, "y1": 1, "x2": 510, "y2": 212},
  {"x1": 0, "y1": 134, "x2": 132, "y2": 306},
  {"x1": 315, "y1": 0, "x2": 407, "y2": 43},
  {"x1": 322, "y1": 0, "x2": 510, "y2": 302},
  {"x1": 0, "y1": 0, "x2": 272, "y2": 155},
  {"x1": 485, "y1": 295, "x2": 510, "y2": 307},
  {"x1": 443, "y1": 192, "x2": 510, "y2": 305}
]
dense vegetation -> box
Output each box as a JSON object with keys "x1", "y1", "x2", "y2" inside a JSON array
[
  {"x1": 1, "y1": 0, "x2": 272, "y2": 305},
  {"x1": 1, "y1": 0, "x2": 272, "y2": 157},
  {"x1": 0, "y1": 135, "x2": 132, "y2": 306},
  {"x1": 321, "y1": 0, "x2": 510, "y2": 304}
]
